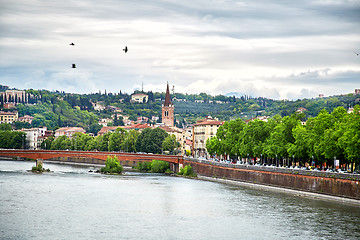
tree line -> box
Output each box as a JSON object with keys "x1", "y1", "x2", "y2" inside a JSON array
[
  {"x1": 40, "y1": 127, "x2": 180, "y2": 154},
  {"x1": 206, "y1": 105, "x2": 360, "y2": 170}
]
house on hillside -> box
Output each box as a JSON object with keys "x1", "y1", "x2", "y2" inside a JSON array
[
  {"x1": 54, "y1": 127, "x2": 86, "y2": 138},
  {"x1": 18, "y1": 115, "x2": 34, "y2": 124},
  {"x1": 0, "y1": 111, "x2": 18, "y2": 124},
  {"x1": 131, "y1": 93, "x2": 148, "y2": 103}
]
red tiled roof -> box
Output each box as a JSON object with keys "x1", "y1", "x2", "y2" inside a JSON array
[{"x1": 194, "y1": 120, "x2": 224, "y2": 126}]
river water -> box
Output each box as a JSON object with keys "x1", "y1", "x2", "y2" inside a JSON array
[{"x1": 0, "y1": 160, "x2": 359, "y2": 240}]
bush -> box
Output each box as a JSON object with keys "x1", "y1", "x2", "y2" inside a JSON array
[
  {"x1": 136, "y1": 161, "x2": 152, "y2": 171},
  {"x1": 178, "y1": 165, "x2": 197, "y2": 177},
  {"x1": 101, "y1": 156, "x2": 123, "y2": 174},
  {"x1": 151, "y1": 160, "x2": 170, "y2": 173},
  {"x1": 31, "y1": 163, "x2": 50, "y2": 172},
  {"x1": 135, "y1": 160, "x2": 170, "y2": 173}
]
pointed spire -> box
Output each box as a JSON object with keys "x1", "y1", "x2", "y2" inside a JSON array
[{"x1": 164, "y1": 82, "x2": 172, "y2": 107}]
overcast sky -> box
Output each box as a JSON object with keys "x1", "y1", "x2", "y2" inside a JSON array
[{"x1": 0, "y1": 0, "x2": 359, "y2": 99}]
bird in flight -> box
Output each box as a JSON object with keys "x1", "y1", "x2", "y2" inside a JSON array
[
  {"x1": 355, "y1": 52, "x2": 360, "y2": 56},
  {"x1": 123, "y1": 46, "x2": 128, "y2": 53},
  {"x1": 69, "y1": 43, "x2": 75, "y2": 46},
  {"x1": 72, "y1": 64, "x2": 76, "y2": 68}
]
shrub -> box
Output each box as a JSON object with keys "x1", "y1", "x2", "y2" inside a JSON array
[
  {"x1": 101, "y1": 156, "x2": 123, "y2": 174},
  {"x1": 151, "y1": 160, "x2": 170, "y2": 173},
  {"x1": 31, "y1": 163, "x2": 50, "y2": 172},
  {"x1": 135, "y1": 160, "x2": 170, "y2": 173},
  {"x1": 178, "y1": 165, "x2": 197, "y2": 177},
  {"x1": 136, "y1": 161, "x2": 152, "y2": 171}
]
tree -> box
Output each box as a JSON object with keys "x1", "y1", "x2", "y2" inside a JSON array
[
  {"x1": 108, "y1": 128, "x2": 127, "y2": 151},
  {"x1": 40, "y1": 136, "x2": 54, "y2": 150},
  {"x1": 123, "y1": 129, "x2": 139, "y2": 152},
  {"x1": 0, "y1": 123, "x2": 12, "y2": 131},
  {"x1": 162, "y1": 134, "x2": 180, "y2": 154},
  {"x1": 88, "y1": 123, "x2": 102, "y2": 135},
  {"x1": 136, "y1": 128, "x2": 168, "y2": 154},
  {"x1": 338, "y1": 105, "x2": 360, "y2": 168},
  {"x1": 100, "y1": 156, "x2": 123, "y2": 174}
]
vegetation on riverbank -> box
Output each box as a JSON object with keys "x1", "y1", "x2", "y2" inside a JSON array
[
  {"x1": 135, "y1": 160, "x2": 172, "y2": 174},
  {"x1": 100, "y1": 156, "x2": 123, "y2": 174},
  {"x1": 178, "y1": 165, "x2": 197, "y2": 177}
]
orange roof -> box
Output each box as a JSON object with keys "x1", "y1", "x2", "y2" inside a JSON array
[
  {"x1": 97, "y1": 126, "x2": 119, "y2": 135},
  {"x1": 123, "y1": 123, "x2": 152, "y2": 130},
  {"x1": 194, "y1": 120, "x2": 224, "y2": 126},
  {"x1": 158, "y1": 126, "x2": 183, "y2": 133}
]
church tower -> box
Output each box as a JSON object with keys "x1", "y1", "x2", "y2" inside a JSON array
[{"x1": 162, "y1": 83, "x2": 174, "y2": 127}]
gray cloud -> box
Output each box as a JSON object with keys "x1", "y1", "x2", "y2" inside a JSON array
[{"x1": 0, "y1": 0, "x2": 359, "y2": 99}]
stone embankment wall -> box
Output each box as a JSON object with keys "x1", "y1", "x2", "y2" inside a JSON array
[{"x1": 184, "y1": 158, "x2": 360, "y2": 200}]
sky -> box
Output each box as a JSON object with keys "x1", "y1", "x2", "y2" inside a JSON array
[{"x1": 0, "y1": 0, "x2": 359, "y2": 100}]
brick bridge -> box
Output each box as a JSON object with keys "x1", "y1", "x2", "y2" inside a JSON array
[{"x1": 0, "y1": 149, "x2": 184, "y2": 172}]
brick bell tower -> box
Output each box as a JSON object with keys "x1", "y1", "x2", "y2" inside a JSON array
[{"x1": 162, "y1": 83, "x2": 174, "y2": 127}]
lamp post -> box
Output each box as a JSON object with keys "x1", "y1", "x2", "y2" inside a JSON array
[
  {"x1": 276, "y1": 154, "x2": 278, "y2": 167},
  {"x1": 261, "y1": 153, "x2": 263, "y2": 165}
]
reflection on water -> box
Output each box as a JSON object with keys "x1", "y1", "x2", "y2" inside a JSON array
[{"x1": 0, "y1": 160, "x2": 359, "y2": 240}]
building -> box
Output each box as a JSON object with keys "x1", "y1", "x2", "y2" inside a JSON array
[
  {"x1": 123, "y1": 123, "x2": 151, "y2": 132},
  {"x1": 98, "y1": 118, "x2": 113, "y2": 127},
  {"x1": 131, "y1": 93, "x2": 148, "y2": 103},
  {"x1": 20, "y1": 127, "x2": 48, "y2": 150},
  {"x1": 245, "y1": 115, "x2": 270, "y2": 123},
  {"x1": 0, "y1": 89, "x2": 26, "y2": 103},
  {"x1": 192, "y1": 116, "x2": 224, "y2": 158},
  {"x1": 97, "y1": 126, "x2": 120, "y2": 136},
  {"x1": 18, "y1": 115, "x2": 34, "y2": 124},
  {"x1": 91, "y1": 102, "x2": 105, "y2": 111},
  {"x1": 158, "y1": 125, "x2": 184, "y2": 154},
  {"x1": 0, "y1": 111, "x2": 18, "y2": 124},
  {"x1": 54, "y1": 127, "x2": 86, "y2": 138},
  {"x1": 162, "y1": 83, "x2": 174, "y2": 127},
  {"x1": 21, "y1": 128, "x2": 39, "y2": 150}
]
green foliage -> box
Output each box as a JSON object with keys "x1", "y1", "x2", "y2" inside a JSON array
[
  {"x1": 135, "y1": 160, "x2": 170, "y2": 173},
  {"x1": 178, "y1": 165, "x2": 197, "y2": 177},
  {"x1": 0, "y1": 127, "x2": 26, "y2": 149},
  {"x1": 100, "y1": 156, "x2": 123, "y2": 174},
  {"x1": 136, "y1": 161, "x2": 152, "y2": 171},
  {"x1": 150, "y1": 160, "x2": 170, "y2": 173},
  {"x1": 206, "y1": 105, "x2": 360, "y2": 168},
  {"x1": 162, "y1": 134, "x2": 180, "y2": 154},
  {"x1": 31, "y1": 163, "x2": 50, "y2": 172},
  {"x1": 0, "y1": 123, "x2": 12, "y2": 131},
  {"x1": 135, "y1": 128, "x2": 168, "y2": 153}
]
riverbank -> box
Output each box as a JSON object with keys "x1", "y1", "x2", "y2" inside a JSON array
[{"x1": 198, "y1": 175, "x2": 360, "y2": 207}]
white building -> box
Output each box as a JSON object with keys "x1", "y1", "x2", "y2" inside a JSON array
[{"x1": 131, "y1": 93, "x2": 148, "y2": 103}]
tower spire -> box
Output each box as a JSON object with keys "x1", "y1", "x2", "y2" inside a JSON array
[{"x1": 164, "y1": 82, "x2": 172, "y2": 107}]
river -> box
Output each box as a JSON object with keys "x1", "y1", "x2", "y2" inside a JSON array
[{"x1": 0, "y1": 160, "x2": 359, "y2": 240}]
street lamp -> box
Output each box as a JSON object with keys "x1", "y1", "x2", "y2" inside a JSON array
[{"x1": 276, "y1": 154, "x2": 278, "y2": 167}]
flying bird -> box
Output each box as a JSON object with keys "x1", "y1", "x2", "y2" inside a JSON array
[
  {"x1": 355, "y1": 52, "x2": 360, "y2": 56},
  {"x1": 69, "y1": 43, "x2": 75, "y2": 46},
  {"x1": 72, "y1": 64, "x2": 76, "y2": 68},
  {"x1": 123, "y1": 46, "x2": 128, "y2": 53}
]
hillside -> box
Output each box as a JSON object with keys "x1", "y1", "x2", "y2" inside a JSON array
[{"x1": 1, "y1": 85, "x2": 359, "y2": 133}]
